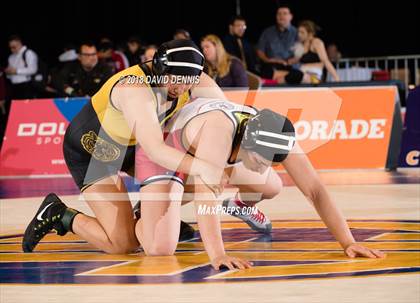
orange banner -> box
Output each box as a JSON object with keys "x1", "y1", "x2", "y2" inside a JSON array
[{"x1": 225, "y1": 86, "x2": 397, "y2": 169}]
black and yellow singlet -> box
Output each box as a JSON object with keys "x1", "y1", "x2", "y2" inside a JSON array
[
  {"x1": 63, "y1": 63, "x2": 191, "y2": 191},
  {"x1": 90, "y1": 63, "x2": 190, "y2": 146}
]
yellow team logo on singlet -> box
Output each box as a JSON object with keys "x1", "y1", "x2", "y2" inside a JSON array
[{"x1": 80, "y1": 131, "x2": 121, "y2": 162}]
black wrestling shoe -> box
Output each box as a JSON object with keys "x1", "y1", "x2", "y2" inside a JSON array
[
  {"x1": 22, "y1": 193, "x2": 68, "y2": 252},
  {"x1": 133, "y1": 201, "x2": 196, "y2": 241},
  {"x1": 179, "y1": 221, "x2": 195, "y2": 241},
  {"x1": 133, "y1": 200, "x2": 141, "y2": 220}
]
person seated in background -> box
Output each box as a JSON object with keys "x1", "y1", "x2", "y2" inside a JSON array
[
  {"x1": 58, "y1": 44, "x2": 78, "y2": 65},
  {"x1": 4, "y1": 35, "x2": 39, "y2": 99},
  {"x1": 173, "y1": 29, "x2": 191, "y2": 40},
  {"x1": 0, "y1": 68, "x2": 8, "y2": 149},
  {"x1": 273, "y1": 20, "x2": 340, "y2": 84},
  {"x1": 38, "y1": 44, "x2": 79, "y2": 99},
  {"x1": 125, "y1": 36, "x2": 144, "y2": 66},
  {"x1": 201, "y1": 34, "x2": 248, "y2": 88},
  {"x1": 223, "y1": 15, "x2": 257, "y2": 73},
  {"x1": 142, "y1": 45, "x2": 158, "y2": 62},
  {"x1": 54, "y1": 42, "x2": 113, "y2": 97},
  {"x1": 256, "y1": 5, "x2": 297, "y2": 79},
  {"x1": 0, "y1": 69, "x2": 6, "y2": 114},
  {"x1": 55, "y1": 44, "x2": 78, "y2": 79},
  {"x1": 326, "y1": 43, "x2": 342, "y2": 64},
  {"x1": 98, "y1": 39, "x2": 129, "y2": 73}
]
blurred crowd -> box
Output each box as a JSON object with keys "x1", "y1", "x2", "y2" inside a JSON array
[{"x1": 0, "y1": 5, "x2": 343, "y2": 140}]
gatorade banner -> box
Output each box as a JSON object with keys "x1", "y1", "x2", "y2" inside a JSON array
[
  {"x1": 225, "y1": 86, "x2": 399, "y2": 170},
  {"x1": 0, "y1": 86, "x2": 400, "y2": 176},
  {"x1": 0, "y1": 98, "x2": 88, "y2": 176}
]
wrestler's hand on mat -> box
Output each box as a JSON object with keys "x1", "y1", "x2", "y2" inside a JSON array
[
  {"x1": 200, "y1": 162, "x2": 229, "y2": 196},
  {"x1": 344, "y1": 243, "x2": 386, "y2": 258},
  {"x1": 211, "y1": 254, "x2": 253, "y2": 270}
]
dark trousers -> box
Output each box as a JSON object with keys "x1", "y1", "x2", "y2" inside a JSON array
[
  {"x1": 260, "y1": 62, "x2": 292, "y2": 79},
  {"x1": 11, "y1": 82, "x2": 36, "y2": 100}
]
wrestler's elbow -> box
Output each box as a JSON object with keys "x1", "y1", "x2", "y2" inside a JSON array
[{"x1": 304, "y1": 180, "x2": 325, "y2": 205}]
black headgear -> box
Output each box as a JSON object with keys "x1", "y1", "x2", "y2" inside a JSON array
[
  {"x1": 242, "y1": 109, "x2": 296, "y2": 163},
  {"x1": 152, "y1": 39, "x2": 204, "y2": 76}
]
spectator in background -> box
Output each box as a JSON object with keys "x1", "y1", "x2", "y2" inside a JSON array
[
  {"x1": 273, "y1": 20, "x2": 340, "y2": 84},
  {"x1": 142, "y1": 45, "x2": 158, "y2": 62},
  {"x1": 125, "y1": 36, "x2": 144, "y2": 66},
  {"x1": 58, "y1": 44, "x2": 78, "y2": 64},
  {"x1": 4, "y1": 35, "x2": 38, "y2": 99},
  {"x1": 38, "y1": 44, "x2": 79, "y2": 98},
  {"x1": 223, "y1": 15, "x2": 257, "y2": 73},
  {"x1": 201, "y1": 34, "x2": 248, "y2": 88},
  {"x1": 0, "y1": 69, "x2": 7, "y2": 149},
  {"x1": 257, "y1": 5, "x2": 297, "y2": 79},
  {"x1": 326, "y1": 43, "x2": 342, "y2": 63},
  {"x1": 54, "y1": 42, "x2": 113, "y2": 97},
  {"x1": 0, "y1": 70, "x2": 6, "y2": 114},
  {"x1": 297, "y1": 21, "x2": 339, "y2": 82},
  {"x1": 98, "y1": 39, "x2": 129, "y2": 73},
  {"x1": 173, "y1": 29, "x2": 191, "y2": 40}
]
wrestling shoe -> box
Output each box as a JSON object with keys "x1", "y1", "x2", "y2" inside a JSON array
[
  {"x1": 223, "y1": 198, "x2": 272, "y2": 234},
  {"x1": 178, "y1": 221, "x2": 196, "y2": 241},
  {"x1": 22, "y1": 193, "x2": 69, "y2": 252}
]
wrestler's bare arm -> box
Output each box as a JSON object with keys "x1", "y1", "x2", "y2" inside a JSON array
[
  {"x1": 112, "y1": 83, "x2": 225, "y2": 193},
  {"x1": 185, "y1": 112, "x2": 251, "y2": 268},
  {"x1": 191, "y1": 72, "x2": 227, "y2": 100},
  {"x1": 282, "y1": 143, "x2": 385, "y2": 258}
]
